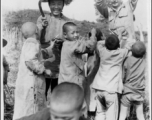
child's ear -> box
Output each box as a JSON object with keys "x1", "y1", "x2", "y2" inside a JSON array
[{"x1": 63, "y1": 32, "x2": 67, "y2": 39}]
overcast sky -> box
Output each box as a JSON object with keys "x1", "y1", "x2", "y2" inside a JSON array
[{"x1": 2, "y1": 0, "x2": 150, "y2": 31}]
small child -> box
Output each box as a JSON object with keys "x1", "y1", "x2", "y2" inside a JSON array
[
  {"x1": 16, "y1": 82, "x2": 87, "y2": 120},
  {"x1": 58, "y1": 22, "x2": 97, "y2": 88},
  {"x1": 119, "y1": 41, "x2": 146, "y2": 120},
  {"x1": 13, "y1": 22, "x2": 52, "y2": 120},
  {"x1": 90, "y1": 34, "x2": 133, "y2": 120}
]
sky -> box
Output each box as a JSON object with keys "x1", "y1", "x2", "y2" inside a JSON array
[{"x1": 2, "y1": 0, "x2": 151, "y2": 31}]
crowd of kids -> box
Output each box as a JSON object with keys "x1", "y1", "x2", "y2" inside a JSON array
[{"x1": 3, "y1": 0, "x2": 146, "y2": 120}]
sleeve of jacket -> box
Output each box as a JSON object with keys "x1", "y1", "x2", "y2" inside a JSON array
[
  {"x1": 95, "y1": 0, "x2": 109, "y2": 19},
  {"x1": 24, "y1": 41, "x2": 45, "y2": 74},
  {"x1": 129, "y1": 0, "x2": 138, "y2": 12}
]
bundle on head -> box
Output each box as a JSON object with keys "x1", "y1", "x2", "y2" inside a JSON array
[
  {"x1": 89, "y1": 28, "x2": 103, "y2": 41},
  {"x1": 40, "y1": 0, "x2": 74, "y2": 5}
]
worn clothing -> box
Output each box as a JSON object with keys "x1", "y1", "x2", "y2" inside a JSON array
[
  {"x1": 85, "y1": 41, "x2": 101, "y2": 109},
  {"x1": 95, "y1": 0, "x2": 138, "y2": 48},
  {"x1": 37, "y1": 13, "x2": 70, "y2": 79},
  {"x1": 91, "y1": 42, "x2": 129, "y2": 94},
  {"x1": 13, "y1": 38, "x2": 47, "y2": 120},
  {"x1": 90, "y1": 89, "x2": 118, "y2": 120},
  {"x1": 58, "y1": 37, "x2": 97, "y2": 87},
  {"x1": 17, "y1": 108, "x2": 89, "y2": 120},
  {"x1": 121, "y1": 56, "x2": 145, "y2": 107}
]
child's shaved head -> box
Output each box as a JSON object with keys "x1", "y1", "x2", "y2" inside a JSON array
[
  {"x1": 21, "y1": 22, "x2": 38, "y2": 39},
  {"x1": 63, "y1": 22, "x2": 77, "y2": 33},
  {"x1": 50, "y1": 82, "x2": 84, "y2": 115},
  {"x1": 105, "y1": 34, "x2": 120, "y2": 50},
  {"x1": 132, "y1": 41, "x2": 146, "y2": 58}
]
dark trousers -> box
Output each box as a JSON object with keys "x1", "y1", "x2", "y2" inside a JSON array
[{"x1": 45, "y1": 78, "x2": 58, "y2": 99}]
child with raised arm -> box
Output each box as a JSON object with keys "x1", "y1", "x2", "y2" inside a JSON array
[
  {"x1": 90, "y1": 34, "x2": 134, "y2": 120},
  {"x1": 13, "y1": 22, "x2": 52, "y2": 120},
  {"x1": 119, "y1": 41, "x2": 146, "y2": 120},
  {"x1": 58, "y1": 22, "x2": 97, "y2": 88}
]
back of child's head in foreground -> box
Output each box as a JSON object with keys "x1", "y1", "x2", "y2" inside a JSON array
[
  {"x1": 105, "y1": 34, "x2": 120, "y2": 50},
  {"x1": 131, "y1": 41, "x2": 146, "y2": 58},
  {"x1": 21, "y1": 22, "x2": 38, "y2": 39},
  {"x1": 50, "y1": 82, "x2": 85, "y2": 120}
]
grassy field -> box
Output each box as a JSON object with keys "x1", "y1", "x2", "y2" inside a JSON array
[{"x1": 3, "y1": 9, "x2": 150, "y2": 120}]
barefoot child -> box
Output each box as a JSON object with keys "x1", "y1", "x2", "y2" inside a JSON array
[
  {"x1": 16, "y1": 82, "x2": 87, "y2": 120},
  {"x1": 13, "y1": 22, "x2": 52, "y2": 120},
  {"x1": 119, "y1": 41, "x2": 146, "y2": 120}
]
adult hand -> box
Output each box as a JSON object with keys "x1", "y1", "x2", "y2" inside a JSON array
[{"x1": 41, "y1": 16, "x2": 48, "y2": 27}]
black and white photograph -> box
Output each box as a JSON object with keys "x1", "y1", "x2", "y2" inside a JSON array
[{"x1": 1, "y1": 0, "x2": 151, "y2": 120}]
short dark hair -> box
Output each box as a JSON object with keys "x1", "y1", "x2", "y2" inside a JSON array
[
  {"x1": 62, "y1": 22, "x2": 77, "y2": 33},
  {"x1": 89, "y1": 28, "x2": 103, "y2": 41},
  {"x1": 132, "y1": 41, "x2": 146, "y2": 58},
  {"x1": 105, "y1": 34, "x2": 120, "y2": 50}
]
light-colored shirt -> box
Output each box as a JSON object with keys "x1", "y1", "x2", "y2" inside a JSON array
[
  {"x1": 91, "y1": 43, "x2": 129, "y2": 93},
  {"x1": 13, "y1": 38, "x2": 46, "y2": 120}
]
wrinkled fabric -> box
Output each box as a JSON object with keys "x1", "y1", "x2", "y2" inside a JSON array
[
  {"x1": 94, "y1": 90, "x2": 118, "y2": 120},
  {"x1": 91, "y1": 42, "x2": 129, "y2": 93},
  {"x1": 121, "y1": 55, "x2": 145, "y2": 107},
  {"x1": 37, "y1": 14, "x2": 70, "y2": 78},
  {"x1": 13, "y1": 38, "x2": 47, "y2": 120},
  {"x1": 58, "y1": 37, "x2": 97, "y2": 87},
  {"x1": 85, "y1": 41, "x2": 101, "y2": 109},
  {"x1": 95, "y1": 0, "x2": 138, "y2": 48}
]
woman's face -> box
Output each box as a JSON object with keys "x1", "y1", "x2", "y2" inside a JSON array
[{"x1": 49, "y1": 0, "x2": 64, "y2": 17}]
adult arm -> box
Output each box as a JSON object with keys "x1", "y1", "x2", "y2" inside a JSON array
[{"x1": 95, "y1": 0, "x2": 109, "y2": 19}]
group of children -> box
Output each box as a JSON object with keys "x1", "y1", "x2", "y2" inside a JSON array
[{"x1": 12, "y1": 19, "x2": 146, "y2": 120}]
